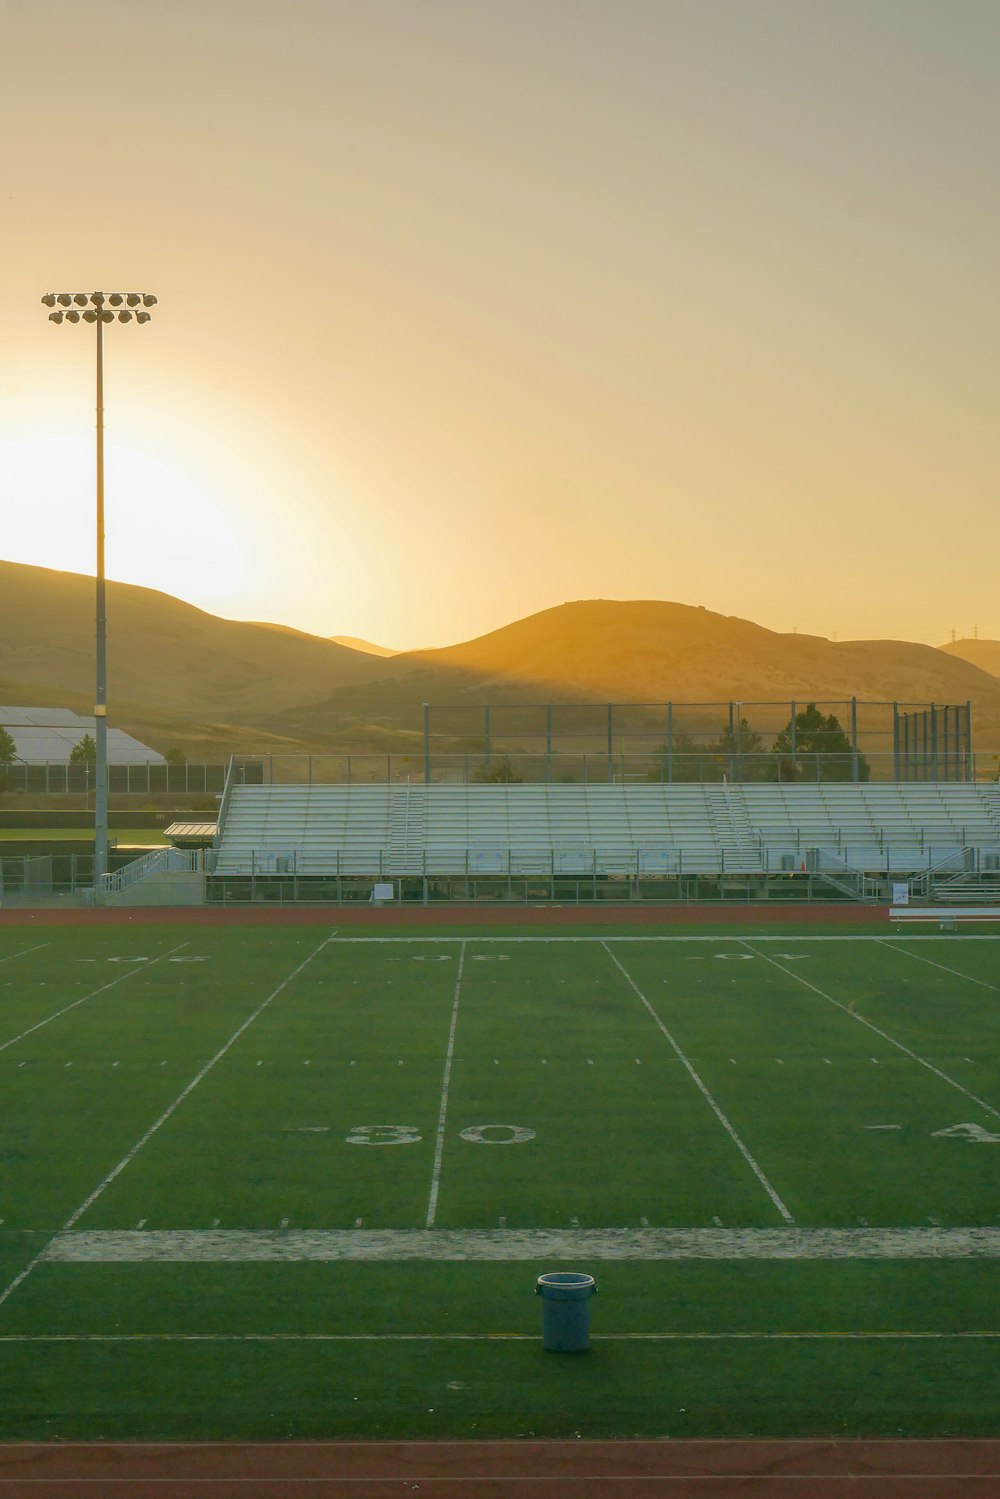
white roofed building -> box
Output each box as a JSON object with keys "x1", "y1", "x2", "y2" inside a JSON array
[{"x1": 0, "y1": 707, "x2": 165, "y2": 765}]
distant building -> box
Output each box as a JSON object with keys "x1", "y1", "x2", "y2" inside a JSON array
[{"x1": 0, "y1": 707, "x2": 165, "y2": 765}]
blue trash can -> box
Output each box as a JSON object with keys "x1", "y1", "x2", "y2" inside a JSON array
[{"x1": 534, "y1": 1272, "x2": 597, "y2": 1351}]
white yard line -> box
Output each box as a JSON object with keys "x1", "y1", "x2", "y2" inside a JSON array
[
  {"x1": 0, "y1": 943, "x2": 188, "y2": 1055},
  {"x1": 0, "y1": 929, "x2": 337, "y2": 1312},
  {"x1": 741, "y1": 940, "x2": 1000, "y2": 1121},
  {"x1": 876, "y1": 937, "x2": 1000, "y2": 992},
  {"x1": 426, "y1": 940, "x2": 467, "y2": 1228},
  {"x1": 329, "y1": 934, "x2": 1000, "y2": 943},
  {"x1": 601, "y1": 942, "x2": 794, "y2": 1224},
  {"x1": 37, "y1": 1225, "x2": 1000, "y2": 1261},
  {"x1": 2, "y1": 1329, "x2": 999, "y2": 1342},
  {"x1": 0, "y1": 942, "x2": 48, "y2": 966}
]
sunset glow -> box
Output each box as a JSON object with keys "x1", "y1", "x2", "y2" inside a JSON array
[{"x1": 3, "y1": 1, "x2": 998, "y2": 649}]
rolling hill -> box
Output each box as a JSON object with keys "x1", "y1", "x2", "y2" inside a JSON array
[
  {"x1": 0, "y1": 560, "x2": 390, "y2": 754},
  {"x1": 940, "y1": 639, "x2": 1000, "y2": 680},
  {"x1": 276, "y1": 600, "x2": 1000, "y2": 749},
  {"x1": 3, "y1": 565, "x2": 999, "y2": 755}
]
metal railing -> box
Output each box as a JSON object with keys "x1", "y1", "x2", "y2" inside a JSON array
[
  {"x1": 102, "y1": 847, "x2": 198, "y2": 897},
  {"x1": 223, "y1": 751, "x2": 997, "y2": 786}
]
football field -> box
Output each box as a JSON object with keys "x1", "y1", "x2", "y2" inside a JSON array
[{"x1": 1, "y1": 922, "x2": 999, "y2": 1441}]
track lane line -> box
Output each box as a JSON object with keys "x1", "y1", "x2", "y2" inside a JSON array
[
  {"x1": 426, "y1": 940, "x2": 467, "y2": 1228},
  {"x1": 602, "y1": 943, "x2": 793, "y2": 1223},
  {"x1": 741, "y1": 940, "x2": 1000, "y2": 1120},
  {"x1": 0, "y1": 929, "x2": 337, "y2": 1313}
]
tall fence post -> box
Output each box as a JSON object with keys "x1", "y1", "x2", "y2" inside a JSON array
[
  {"x1": 667, "y1": 703, "x2": 673, "y2": 784},
  {"x1": 851, "y1": 697, "x2": 859, "y2": 783},
  {"x1": 423, "y1": 703, "x2": 430, "y2": 785}
]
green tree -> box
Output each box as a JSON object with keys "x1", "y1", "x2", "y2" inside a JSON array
[
  {"x1": 472, "y1": 756, "x2": 524, "y2": 784},
  {"x1": 772, "y1": 703, "x2": 869, "y2": 782},
  {"x1": 646, "y1": 731, "x2": 712, "y2": 782},
  {"x1": 69, "y1": 734, "x2": 97, "y2": 763},
  {"x1": 165, "y1": 747, "x2": 187, "y2": 765},
  {"x1": 706, "y1": 717, "x2": 771, "y2": 781}
]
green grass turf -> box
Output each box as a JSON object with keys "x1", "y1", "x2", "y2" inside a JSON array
[{"x1": 2, "y1": 924, "x2": 1000, "y2": 1439}]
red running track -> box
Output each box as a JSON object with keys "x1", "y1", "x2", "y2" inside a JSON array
[
  {"x1": 0, "y1": 903, "x2": 890, "y2": 927},
  {"x1": 2, "y1": 1439, "x2": 1000, "y2": 1497}
]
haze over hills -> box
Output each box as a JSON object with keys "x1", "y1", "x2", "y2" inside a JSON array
[
  {"x1": 0, "y1": 560, "x2": 389, "y2": 754},
  {"x1": 940, "y1": 639, "x2": 1000, "y2": 680},
  {"x1": 329, "y1": 636, "x2": 399, "y2": 657},
  {"x1": 2, "y1": 562, "x2": 1000, "y2": 755},
  {"x1": 277, "y1": 600, "x2": 1000, "y2": 750}
]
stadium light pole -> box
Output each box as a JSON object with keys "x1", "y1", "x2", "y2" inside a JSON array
[{"x1": 40, "y1": 290, "x2": 157, "y2": 902}]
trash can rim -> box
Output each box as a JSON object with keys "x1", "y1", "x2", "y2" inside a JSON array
[{"x1": 535, "y1": 1271, "x2": 597, "y2": 1299}]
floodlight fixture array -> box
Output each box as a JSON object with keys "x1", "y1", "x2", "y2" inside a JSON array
[{"x1": 42, "y1": 291, "x2": 157, "y2": 326}]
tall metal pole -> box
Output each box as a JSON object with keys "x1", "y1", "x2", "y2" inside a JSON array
[
  {"x1": 41, "y1": 290, "x2": 156, "y2": 903},
  {"x1": 94, "y1": 313, "x2": 109, "y2": 897}
]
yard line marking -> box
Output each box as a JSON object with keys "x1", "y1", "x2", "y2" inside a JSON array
[
  {"x1": 0, "y1": 942, "x2": 188, "y2": 1055},
  {"x1": 0, "y1": 943, "x2": 48, "y2": 966},
  {"x1": 877, "y1": 937, "x2": 1000, "y2": 992},
  {"x1": 0, "y1": 928, "x2": 337, "y2": 1313},
  {"x1": 330, "y1": 934, "x2": 1000, "y2": 943},
  {"x1": 4, "y1": 1329, "x2": 1000, "y2": 1342},
  {"x1": 742, "y1": 941, "x2": 1000, "y2": 1121},
  {"x1": 425, "y1": 939, "x2": 467, "y2": 1229},
  {"x1": 39, "y1": 1226, "x2": 1000, "y2": 1261},
  {"x1": 602, "y1": 943, "x2": 794, "y2": 1224}
]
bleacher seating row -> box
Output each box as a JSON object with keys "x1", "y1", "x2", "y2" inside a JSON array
[{"x1": 212, "y1": 782, "x2": 1000, "y2": 879}]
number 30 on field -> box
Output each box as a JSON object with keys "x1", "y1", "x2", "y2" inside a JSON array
[{"x1": 345, "y1": 1124, "x2": 535, "y2": 1146}]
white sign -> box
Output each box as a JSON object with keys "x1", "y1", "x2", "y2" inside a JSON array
[{"x1": 892, "y1": 882, "x2": 910, "y2": 906}]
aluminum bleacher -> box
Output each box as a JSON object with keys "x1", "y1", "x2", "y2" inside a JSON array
[{"x1": 213, "y1": 780, "x2": 1000, "y2": 882}]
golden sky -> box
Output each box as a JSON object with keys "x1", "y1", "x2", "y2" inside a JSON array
[{"x1": 2, "y1": 0, "x2": 997, "y2": 649}]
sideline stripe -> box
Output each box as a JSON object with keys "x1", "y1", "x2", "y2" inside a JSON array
[
  {"x1": 742, "y1": 941, "x2": 1000, "y2": 1121},
  {"x1": 3, "y1": 1330, "x2": 1000, "y2": 1343},
  {"x1": 39, "y1": 1226, "x2": 1000, "y2": 1262},
  {"x1": 426, "y1": 940, "x2": 466, "y2": 1228},
  {"x1": 603, "y1": 943, "x2": 793, "y2": 1223},
  {"x1": 0, "y1": 929, "x2": 337, "y2": 1312},
  {"x1": 329, "y1": 934, "x2": 1000, "y2": 942},
  {"x1": 0, "y1": 942, "x2": 48, "y2": 966},
  {"x1": 877, "y1": 937, "x2": 1000, "y2": 992},
  {"x1": 0, "y1": 942, "x2": 188, "y2": 1055}
]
